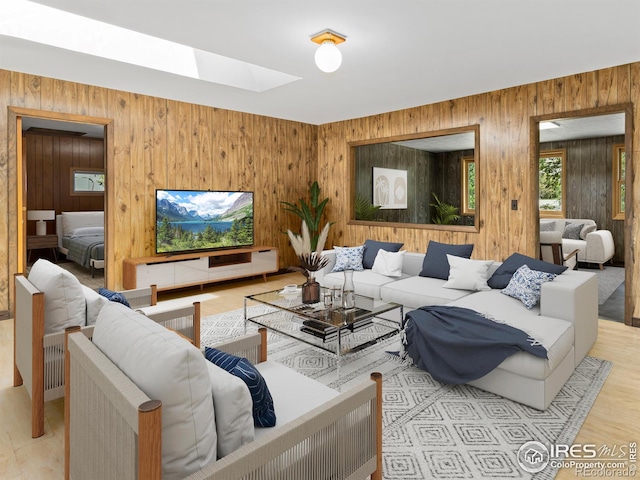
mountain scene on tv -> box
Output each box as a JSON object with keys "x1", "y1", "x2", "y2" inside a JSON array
[{"x1": 156, "y1": 190, "x2": 254, "y2": 254}]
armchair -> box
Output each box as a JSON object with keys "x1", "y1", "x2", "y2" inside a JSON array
[
  {"x1": 539, "y1": 230, "x2": 579, "y2": 270},
  {"x1": 14, "y1": 267, "x2": 201, "y2": 438},
  {"x1": 540, "y1": 218, "x2": 615, "y2": 269}
]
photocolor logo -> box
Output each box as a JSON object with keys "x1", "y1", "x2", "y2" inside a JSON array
[{"x1": 518, "y1": 441, "x2": 550, "y2": 473}]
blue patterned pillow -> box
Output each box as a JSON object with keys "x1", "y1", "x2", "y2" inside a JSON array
[
  {"x1": 331, "y1": 245, "x2": 365, "y2": 272},
  {"x1": 98, "y1": 288, "x2": 131, "y2": 308},
  {"x1": 204, "y1": 347, "x2": 276, "y2": 427},
  {"x1": 501, "y1": 264, "x2": 557, "y2": 309}
]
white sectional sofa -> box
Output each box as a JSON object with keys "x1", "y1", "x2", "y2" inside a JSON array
[
  {"x1": 316, "y1": 246, "x2": 598, "y2": 410},
  {"x1": 540, "y1": 218, "x2": 615, "y2": 269}
]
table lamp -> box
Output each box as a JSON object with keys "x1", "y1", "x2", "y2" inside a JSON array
[{"x1": 28, "y1": 210, "x2": 55, "y2": 236}]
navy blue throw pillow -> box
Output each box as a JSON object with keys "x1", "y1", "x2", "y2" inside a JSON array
[
  {"x1": 204, "y1": 347, "x2": 276, "y2": 428},
  {"x1": 487, "y1": 252, "x2": 567, "y2": 289},
  {"x1": 362, "y1": 240, "x2": 404, "y2": 269},
  {"x1": 419, "y1": 241, "x2": 474, "y2": 280},
  {"x1": 98, "y1": 288, "x2": 131, "y2": 308}
]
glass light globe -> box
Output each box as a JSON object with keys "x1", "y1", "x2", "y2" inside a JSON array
[{"x1": 314, "y1": 40, "x2": 342, "y2": 73}]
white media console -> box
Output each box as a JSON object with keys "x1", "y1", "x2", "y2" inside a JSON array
[{"x1": 123, "y1": 246, "x2": 279, "y2": 291}]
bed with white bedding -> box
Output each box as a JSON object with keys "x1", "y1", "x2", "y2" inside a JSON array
[{"x1": 56, "y1": 211, "x2": 105, "y2": 276}]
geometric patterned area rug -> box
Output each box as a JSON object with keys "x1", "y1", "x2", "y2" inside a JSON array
[{"x1": 201, "y1": 307, "x2": 612, "y2": 480}]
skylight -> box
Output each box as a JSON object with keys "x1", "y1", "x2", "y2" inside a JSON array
[{"x1": 0, "y1": 0, "x2": 300, "y2": 92}]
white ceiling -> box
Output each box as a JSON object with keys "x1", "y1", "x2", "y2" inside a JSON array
[
  {"x1": 394, "y1": 132, "x2": 475, "y2": 153},
  {"x1": 539, "y1": 113, "x2": 625, "y2": 142},
  {"x1": 3, "y1": 0, "x2": 640, "y2": 126}
]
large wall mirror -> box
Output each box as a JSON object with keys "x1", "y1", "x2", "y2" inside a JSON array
[{"x1": 350, "y1": 125, "x2": 479, "y2": 231}]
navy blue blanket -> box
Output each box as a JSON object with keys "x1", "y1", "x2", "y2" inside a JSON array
[{"x1": 402, "y1": 305, "x2": 547, "y2": 384}]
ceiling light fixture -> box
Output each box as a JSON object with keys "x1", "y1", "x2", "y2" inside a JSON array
[{"x1": 311, "y1": 29, "x2": 346, "y2": 73}]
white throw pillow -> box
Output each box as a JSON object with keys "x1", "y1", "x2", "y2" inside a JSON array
[
  {"x1": 371, "y1": 249, "x2": 405, "y2": 277},
  {"x1": 81, "y1": 285, "x2": 108, "y2": 326},
  {"x1": 92, "y1": 303, "x2": 217, "y2": 480},
  {"x1": 28, "y1": 259, "x2": 86, "y2": 333},
  {"x1": 206, "y1": 362, "x2": 254, "y2": 458},
  {"x1": 442, "y1": 255, "x2": 493, "y2": 291}
]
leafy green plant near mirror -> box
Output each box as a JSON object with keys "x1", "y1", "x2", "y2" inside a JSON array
[
  {"x1": 430, "y1": 193, "x2": 460, "y2": 225},
  {"x1": 281, "y1": 181, "x2": 331, "y2": 251},
  {"x1": 354, "y1": 193, "x2": 382, "y2": 221}
]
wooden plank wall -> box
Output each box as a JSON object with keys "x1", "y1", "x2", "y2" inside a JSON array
[
  {"x1": 24, "y1": 133, "x2": 105, "y2": 235},
  {"x1": 541, "y1": 135, "x2": 625, "y2": 265},
  {"x1": 1, "y1": 64, "x2": 639, "y2": 323},
  {"x1": 318, "y1": 64, "x2": 639, "y2": 324},
  {"x1": 0, "y1": 69, "x2": 317, "y2": 315}
]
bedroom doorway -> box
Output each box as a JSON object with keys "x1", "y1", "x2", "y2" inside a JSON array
[
  {"x1": 10, "y1": 107, "x2": 113, "y2": 289},
  {"x1": 531, "y1": 104, "x2": 634, "y2": 326}
]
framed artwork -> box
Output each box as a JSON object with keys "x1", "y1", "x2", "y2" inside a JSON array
[{"x1": 373, "y1": 167, "x2": 407, "y2": 209}]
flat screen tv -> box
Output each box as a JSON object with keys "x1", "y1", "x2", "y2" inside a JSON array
[{"x1": 156, "y1": 189, "x2": 254, "y2": 255}]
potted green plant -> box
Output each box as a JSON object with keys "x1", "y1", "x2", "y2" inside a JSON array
[
  {"x1": 430, "y1": 193, "x2": 460, "y2": 225},
  {"x1": 281, "y1": 181, "x2": 330, "y2": 251},
  {"x1": 282, "y1": 181, "x2": 333, "y2": 303},
  {"x1": 354, "y1": 193, "x2": 382, "y2": 221}
]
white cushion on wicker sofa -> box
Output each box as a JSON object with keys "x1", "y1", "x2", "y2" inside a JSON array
[
  {"x1": 28, "y1": 258, "x2": 86, "y2": 333},
  {"x1": 93, "y1": 302, "x2": 217, "y2": 480},
  {"x1": 253, "y1": 360, "x2": 339, "y2": 441}
]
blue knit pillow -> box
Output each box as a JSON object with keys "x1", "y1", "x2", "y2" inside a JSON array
[
  {"x1": 331, "y1": 245, "x2": 365, "y2": 272},
  {"x1": 204, "y1": 347, "x2": 276, "y2": 428},
  {"x1": 487, "y1": 253, "x2": 567, "y2": 289},
  {"x1": 419, "y1": 241, "x2": 474, "y2": 280},
  {"x1": 501, "y1": 264, "x2": 557, "y2": 309},
  {"x1": 98, "y1": 288, "x2": 131, "y2": 308}
]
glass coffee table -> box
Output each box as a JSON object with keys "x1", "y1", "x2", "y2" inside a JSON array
[{"x1": 244, "y1": 286, "x2": 403, "y2": 360}]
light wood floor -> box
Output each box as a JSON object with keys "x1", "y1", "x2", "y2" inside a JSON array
[{"x1": 1, "y1": 272, "x2": 638, "y2": 479}]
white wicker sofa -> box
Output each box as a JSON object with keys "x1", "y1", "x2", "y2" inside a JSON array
[
  {"x1": 64, "y1": 302, "x2": 383, "y2": 480},
  {"x1": 14, "y1": 258, "x2": 200, "y2": 438},
  {"x1": 540, "y1": 218, "x2": 615, "y2": 269},
  {"x1": 316, "y1": 243, "x2": 598, "y2": 410}
]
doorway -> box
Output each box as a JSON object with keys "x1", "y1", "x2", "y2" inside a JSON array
[
  {"x1": 531, "y1": 104, "x2": 633, "y2": 326},
  {"x1": 10, "y1": 107, "x2": 113, "y2": 289}
]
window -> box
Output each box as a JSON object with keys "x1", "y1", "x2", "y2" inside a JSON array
[
  {"x1": 539, "y1": 149, "x2": 565, "y2": 218},
  {"x1": 462, "y1": 156, "x2": 475, "y2": 215},
  {"x1": 70, "y1": 168, "x2": 105, "y2": 195},
  {"x1": 613, "y1": 144, "x2": 625, "y2": 220}
]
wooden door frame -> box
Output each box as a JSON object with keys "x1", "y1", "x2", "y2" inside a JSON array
[
  {"x1": 530, "y1": 103, "x2": 634, "y2": 326},
  {"x1": 8, "y1": 107, "x2": 113, "y2": 300}
]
